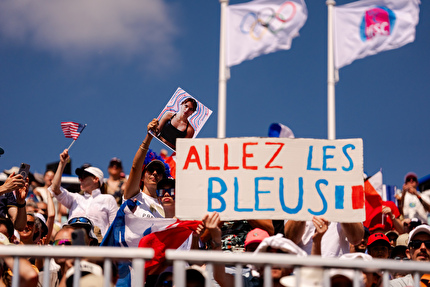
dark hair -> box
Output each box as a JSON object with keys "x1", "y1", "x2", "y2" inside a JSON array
[
  {"x1": 181, "y1": 97, "x2": 197, "y2": 112},
  {"x1": 0, "y1": 217, "x2": 14, "y2": 239}
]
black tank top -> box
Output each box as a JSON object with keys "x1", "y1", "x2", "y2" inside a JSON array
[{"x1": 160, "y1": 114, "x2": 189, "y2": 146}]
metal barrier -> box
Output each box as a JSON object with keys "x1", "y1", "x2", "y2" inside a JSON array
[
  {"x1": 0, "y1": 245, "x2": 153, "y2": 287},
  {"x1": 1, "y1": 245, "x2": 430, "y2": 287}
]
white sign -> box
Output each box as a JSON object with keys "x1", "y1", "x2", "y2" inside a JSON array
[{"x1": 176, "y1": 137, "x2": 365, "y2": 222}]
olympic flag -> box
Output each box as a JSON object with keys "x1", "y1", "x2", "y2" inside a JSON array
[
  {"x1": 226, "y1": 0, "x2": 308, "y2": 67},
  {"x1": 333, "y1": 0, "x2": 420, "y2": 69}
]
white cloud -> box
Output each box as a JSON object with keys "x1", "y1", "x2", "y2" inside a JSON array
[{"x1": 0, "y1": 0, "x2": 180, "y2": 67}]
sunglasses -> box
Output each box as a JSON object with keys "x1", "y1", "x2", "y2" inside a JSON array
[
  {"x1": 157, "y1": 188, "x2": 175, "y2": 198},
  {"x1": 68, "y1": 217, "x2": 93, "y2": 226},
  {"x1": 53, "y1": 239, "x2": 72, "y2": 246},
  {"x1": 393, "y1": 256, "x2": 410, "y2": 261},
  {"x1": 78, "y1": 172, "x2": 94, "y2": 180},
  {"x1": 161, "y1": 280, "x2": 172, "y2": 287},
  {"x1": 409, "y1": 240, "x2": 430, "y2": 249},
  {"x1": 147, "y1": 167, "x2": 164, "y2": 176},
  {"x1": 26, "y1": 221, "x2": 35, "y2": 227},
  {"x1": 405, "y1": 177, "x2": 418, "y2": 183}
]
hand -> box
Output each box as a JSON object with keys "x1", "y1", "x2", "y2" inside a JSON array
[
  {"x1": 147, "y1": 118, "x2": 159, "y2": 135},
  {"x1": 381, "y1": 205, "x2": 392, "y2": 215},
  {"x1": 1, "y1": 172, "x2": 25, "y2": 193},
  {"x1": 60, "y1": 149, "x2": 70, "y2": 164},
  {"x1": 202, "y1": 212, "x2": 221, "y2": 240},
  {"x1": 16, "y1": 179, "x2": 29, "y2": 205},
  {"x1": 312, "y1": 216, "x2": 329, "y2": 238}
]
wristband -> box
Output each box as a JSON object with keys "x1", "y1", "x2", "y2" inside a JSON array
[{"x1": 16, "y1": 202, "x2": 26, "y2": 208}]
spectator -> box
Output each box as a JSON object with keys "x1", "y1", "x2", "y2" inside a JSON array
[
  {"x1": 0, "y1": 217, "x2": 14, "y2": 241},
  {"x1": 385, "y1": 230, "x2": 399, "y2": 247},
  {"x1": 350, "y1": 226, "x2": 370, "y2": 253},
  {"x1": 390, "y1": 225, "x2": 430, "y2": 286},
  {"x1": 105, "y1": 157, "x2": 127, "y2": 207},
  {"x1": 0, "y1": 233, "x2": 38, "y2": 287},
  {"x1": 366, "y1": 233, "x2": 391, "y2": 259},
  {"x1": 390, "y1": 233, "x2": 409, "y2": 279},
  {"x1": 284, "y1": 216, "x2": 364, "y2": 257},
  {"x1": 33, "y1": 170, "x2": 55, "y2": 203},
  {"x1": 0, "y1": 172, "x2": 28, "y2": 231},
  {"x1": 50, "y1": 149, "x2": 118, "y2": 237},
  {"x1": 123, "y1": 119, "x2": 169, "y2": 218},
  {"x1": 397, "y1": 172, "x2": 430, "y2": 224}
]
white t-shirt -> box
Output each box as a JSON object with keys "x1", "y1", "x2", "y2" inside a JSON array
[
  {"x1": 284, "y1": 220, "x2": 350, "y2": 258},
  {"x1": 403, "y1": 190, "x2": 430, "y2": 224},
  {"x1": 128, "y1": 191, "x2": 165, "y2": 218}
]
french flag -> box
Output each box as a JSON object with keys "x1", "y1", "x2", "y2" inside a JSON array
[{"x1": 101, "y1": 200, "x2": 200, "y2": 286}]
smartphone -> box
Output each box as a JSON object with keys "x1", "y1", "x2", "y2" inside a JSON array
[
  {"x1": 71, "y1": 229, "x2": 87, "y2": 246},
  {"x1": 18, "y1": 163, "x2": 30, "y2": 180}
]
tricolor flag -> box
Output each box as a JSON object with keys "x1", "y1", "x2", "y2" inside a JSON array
[
  {"x1": 363, "y1": 171, "x2": 400, "y2": 232},
  {"x1": 268, "y1": 123, "x2": 295, "y2": 138},
  {"x1": 61, "y1": 122, "x2": 86, "y2": 140},
  {"x1": 226, "y1": 0, "x2": 308, "y2": 67},
  {"x1": 334, "y1": 0, "x2": 420, "y2": 69},
  {"x1": 101, "y1": 200, "x2": 200, "y2": 286}
]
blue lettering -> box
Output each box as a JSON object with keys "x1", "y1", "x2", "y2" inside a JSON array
[
  {"x1": 207, "y1": 177, "x2": 227, "y2": 212},
  {"x1": 306, "y1": 146, "x2": 320, "y2": 171},
  {"x1": 255, "y1": 177, "x2": 275, "y2": 211},
  {"x1": 322, "y1": 146, "x2": 337, "y2": 171},
  {"x1": 342, "y1": 144, "x2": 355, "y2": 171},
  {"x1": 234, "y1": 177, "x2": 253, "y2": 212},
  {"x1": 279, "y1": 177, "x2": 303, "y2": 214},
  {"x1": 308, "y1": 179, "x2": 328, "y2": 216}
]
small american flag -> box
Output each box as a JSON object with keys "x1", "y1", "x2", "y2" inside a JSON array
[{"x1": 61, "y1": 122, "x2": 86, "y2": 140}]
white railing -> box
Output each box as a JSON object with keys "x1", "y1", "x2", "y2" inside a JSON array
[{"x1": 1, "y1": 245, "x2": 430, "y2": 287}]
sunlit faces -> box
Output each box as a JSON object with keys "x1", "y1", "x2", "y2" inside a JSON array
[
  {"x1": 19, "y1": 214, "x2": 35, "y2": 240},
  {"x1": 407, "y1": 233, "x2": 430, "y2": 262},
  {"x1": 143, "y1": 167, "x2": 164, "y2": 186},
  {"x1": 79, "y1": 172, "x2": 99, "y2": 192}
]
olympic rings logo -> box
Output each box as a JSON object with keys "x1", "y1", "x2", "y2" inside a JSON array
[{"x1": 240, "y1": 1, "x2": 297, "y2": 41}]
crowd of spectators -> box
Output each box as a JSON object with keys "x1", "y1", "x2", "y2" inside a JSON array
[{"x1": 0, "y1": 120, "x2": 430, "y2": 287}]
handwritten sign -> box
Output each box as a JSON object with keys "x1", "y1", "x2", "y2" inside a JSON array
[{"x1": 176, "y1": 137, "x2": 365, "y2": 222}]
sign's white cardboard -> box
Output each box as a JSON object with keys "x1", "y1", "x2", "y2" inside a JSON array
[{"x1": 176, "y1": 137, "x2": 365, "y2": 222}]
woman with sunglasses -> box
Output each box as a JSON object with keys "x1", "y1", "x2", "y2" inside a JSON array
[{"x1": 123, "y1": 119, "x2": 169, "y2": 218}]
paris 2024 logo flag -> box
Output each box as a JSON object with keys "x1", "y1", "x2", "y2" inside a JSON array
[{"x1": 360, "y1": 6, "x2": 396, "y2": 41}]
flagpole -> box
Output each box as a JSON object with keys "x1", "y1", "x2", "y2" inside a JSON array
[
  {"x1": 327, "y1": 0, "x2": 336, "y2": 140},
  {"x1": 218, "y1": 0, "x2": 229, "y2": 139}
]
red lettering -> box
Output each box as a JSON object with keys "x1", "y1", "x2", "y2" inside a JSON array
[
  {"x1": 205, "y1": 145, "x2": 220, "y2": 170},
  {"x1": 242, "y1": 142, "x2": 258, "y2": 170},
  {"x1": 183, "y1": 145, "x2": 202, "y2": 170},
  {"x1": 224, "y1": 143, "x2": 239, "y2": 170},
  {"x1": 265, "y1": 142, "x2": 284, "y2": 169}
]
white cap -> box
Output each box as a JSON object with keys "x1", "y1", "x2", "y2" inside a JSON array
[
  {"x1": 254, "y1": 233, "x2": 307, "y2": 257},
  {"x1": 84, "y1": 167, "x2": 104, "y2": 186},
  {"x1": 408, "y1": 225, "x2": 430, "y2": 244}
]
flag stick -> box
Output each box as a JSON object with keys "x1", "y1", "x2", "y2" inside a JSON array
[
  {"x1": 217, "y1": 0, "x2": 229, "y2": 139},
  {"x1": 67, "y1": 140, "x2": 77, "y2": 150},
  {"x1": 327, "y1": 0, "x2": 336, "y2": 140}
]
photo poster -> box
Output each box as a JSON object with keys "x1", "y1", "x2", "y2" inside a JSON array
[
  {"x1": 152, "y1": 87, "x2": 212, "y2": 151},
  {"x1": 175, "y1": 137, "x2": 366, "y2": 222}
]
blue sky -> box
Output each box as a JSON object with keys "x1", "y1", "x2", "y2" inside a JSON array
[{"x1": 0, "y1": 0, "x2": 428, "y2": 189}]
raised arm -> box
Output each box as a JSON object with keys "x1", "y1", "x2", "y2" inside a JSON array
[
  {"x1": 284, "y1": 220, "x2": 306, "y2": 245},
  {"x1": 340, "y1": 222, "x2": 364, "y2": 245},
  {"x1": 123, "y1": 119, "x2": 157, "y2": 200},
  {"x1": 51, "y1": 149, "x2": 70, "y2": 195},
  {"x1": 0, "y1": 172, "x2": 25, "y2": 195},
  {"x1": 9, "y1": 179, "x2": 30, "y2": 231}
]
